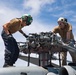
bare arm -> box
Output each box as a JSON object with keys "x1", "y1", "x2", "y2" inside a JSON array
[
  {"x1": 3, "y1": 23, "x2": 10, "y2": 35},
  {"x1": 19, "y1": 30, "x2": 28, "y2": 38}
]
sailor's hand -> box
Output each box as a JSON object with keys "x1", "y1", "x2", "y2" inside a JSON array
[
  {"x1": 23, "y1": 34, "x2": 29, "y2": 38},
  {"x1": 7, "y1": 34, "x2": 12, "y2": 38}
]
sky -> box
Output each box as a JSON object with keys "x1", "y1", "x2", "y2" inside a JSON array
[{"x1": 0, "y1": 0, "x2": 76, "y2": 67}]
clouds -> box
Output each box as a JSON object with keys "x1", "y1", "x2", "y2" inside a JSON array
[
  {"x1": 23, "y1": 0, "x2": 55, "y2": 15},
  {"x1": 47, "y1": 0, "x2": 76, "y2": 20},
  {"x1": 23, "y1": 21, "x2": 53, "y2": 33},
  {"x1": 22, "y1": 0, "x2": 76, "y2": 23},
  {"x1": 70, "y1": 16, "x2": 76, "y2": 22},
  {"x1": 51, "y1": 10, "x2": 75, "y2": 18},
  {"x1": 0, "y1": 3, "x2": 22, "y2": 26}
]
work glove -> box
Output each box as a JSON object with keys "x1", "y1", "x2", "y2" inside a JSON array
[
  {"x1": 6, "y1": 34, "x2": 13, "y2": 40},
  {"x1": 23, "y1": 34, "x2": 29, "y2": 38},
  {"x1": 7, "y1": 34, "x2": 12, "y2": 38},
  {"x1": 69, "y1": 40, "x2": 75, "y2": 47}
]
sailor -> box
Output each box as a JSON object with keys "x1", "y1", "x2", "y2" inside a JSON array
[
  {"x1": 1, "y1": 14, "x2": 33, "y2": 67},
  {"x1": 52, "y1": 17, "x2": 76, "y2": 66}
]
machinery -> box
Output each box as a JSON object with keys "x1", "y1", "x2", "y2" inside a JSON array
[{"x1": 1, "y1": 31, "x2": 76, "y2": 75}]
